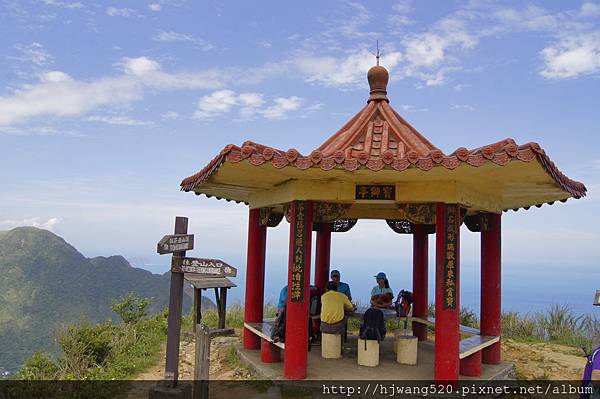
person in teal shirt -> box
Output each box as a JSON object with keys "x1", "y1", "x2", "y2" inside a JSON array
[
  {"x1": 330, "y1": 269, "x2": 352, "y2": 300},
  {"x1": 371, "y1": 272, "x2": 394, "y2": 308},
  {"x1": 277, "y1": 285, "x2": 287, "y2": 317}
]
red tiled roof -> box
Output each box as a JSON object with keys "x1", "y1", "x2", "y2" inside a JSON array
[
  {"x1": 180, "y1": 65, "x2": 587, "y2": 201},
  {"x1": 180, "y1": 138, "x2": 586, "y2": 199}
]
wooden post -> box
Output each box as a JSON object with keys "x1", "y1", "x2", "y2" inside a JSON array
[
  {"x1": 219, "y1": 288, "x2": 227, "y2": 329},
  {"x1": 284, "y1": 200, "x2": 313, "y2": 380},
  {"x1": 193, "y1": 288, "x2": 202, "y2": 326},
  {"x1": 412, "y1": 224, "x2": 428, "y2": 341},
  {"x1": 193, "y1": 324, "x2": 210, "y2": 399},
  {"x1": 243, "y1": 208, "x2": 267, "y2": 350},
  {"x1": 164, "y1": 216, "x2": 188, "y2": 386},
  {"x1": 434, "y1": 203, "x2": 460, "y2": 382},
  {"x1": 481, "y1": 213, "x2": 502, "y2": 364}
]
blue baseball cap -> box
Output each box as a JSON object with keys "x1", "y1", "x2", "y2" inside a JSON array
[{"x1": 374, "y1": 272, "x2": 386, "y2": 279}]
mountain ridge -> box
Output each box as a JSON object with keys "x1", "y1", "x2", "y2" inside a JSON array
[{"x1": 0, "y1": 226, "x2": 214, "y2": 374}]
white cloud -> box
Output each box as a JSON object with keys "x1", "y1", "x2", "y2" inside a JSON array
[
  {"x1": 581, "y1": 2, "x2": 600, "y2": 17},
  {"x1": 0, "y1": 217, "x2": 61, "y2": 231},
  {"x1": 41, "y1": 0, "x2": 83, "y2": 9},
  {"x1": 261, "y1": 96, "x2": 302, "y2": 120},
  {"x1": 86, "y1": 115, "x2": 155, "y2": 127},
  {"x1": 0, "y1": 126, "x2": 83, "y2": 137},
  {"x1": 160, "y1": 111, "x2": 180, "y2": 120},
  {"x1": 399, "y1": 104, "x2": 428, "y2": 112},
  {"x1": 149, "y1": 3, "x2": 161, "y2": 12},
  {"x1": 121, "y1": 56, "x2": 160, "y2": 76},
  {"x1": 294, "y1": 49, "x2": 402, "y2": 88},
  {"x1": 540, "y1": 32, "x2": 600, "y2": 79},
  {"x1": 106, "y1": 7, "x2": 139, "y2": 17},
  {"x1": 0, "y1": 57, "x2": 225, "y2": 125},
  {"x1": 153, "y1": 31, "x2": 213, "y2": 50},
  {"x1": 194, "y1": 89, "x2": 240, "y2": 119},
  {"x1": 12, "y1": 42, "x2": 53, "y2": 66},
  {"x1": 451, "y1": 104, "x2": 475, "y2": 111},
  {"x1": 194, "y1": 90, "x2": 304, "y2": 121}
]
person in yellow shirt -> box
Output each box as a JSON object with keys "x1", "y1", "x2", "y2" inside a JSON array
[{"x1": 320, "y1": 281, "x2": 356, "y2": 335}]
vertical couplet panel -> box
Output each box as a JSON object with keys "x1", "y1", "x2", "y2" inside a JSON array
[
  {"x1": 284, "y1": 201, "x2": 313, "y2": 380},
  {"x1": 435, "y1": 203, "x2": 460, "y2": 382}
]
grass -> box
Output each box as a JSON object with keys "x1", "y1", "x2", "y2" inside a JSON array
[{"x1": 502, "y1": 304, "x2": 599, "y2": 352}]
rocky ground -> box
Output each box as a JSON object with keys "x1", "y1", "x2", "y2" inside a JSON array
[{"x1": 502, "y1": 338, "x2": 587, "y2": 380}]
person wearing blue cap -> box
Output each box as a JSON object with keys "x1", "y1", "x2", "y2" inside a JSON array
[{"x1": 371, "y1": 272, "x2": 394, "y2": 308}]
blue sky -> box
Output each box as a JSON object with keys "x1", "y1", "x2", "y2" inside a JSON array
[{"x1": 1, "y1": 1, "x2": 599, "y2": 311}]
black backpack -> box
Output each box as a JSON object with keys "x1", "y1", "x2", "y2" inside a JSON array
[
  {"x1": 271, "y1": 309, "x2": 286, "y2": 343},
  {"x1": 359, "y1": 308, "x2": 386, "y2": 343}
]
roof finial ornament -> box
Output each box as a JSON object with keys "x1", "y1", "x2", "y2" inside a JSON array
[{"x1": 367, "y1": 41, "x2": 389, "y2": 103}]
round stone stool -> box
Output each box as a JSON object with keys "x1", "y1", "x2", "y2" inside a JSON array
[
  {"x1": 321, "y1": 333, "x2": 342, "y2": 359},
  {"x1": 357, "y1": 338, "x2": 379, "y2": 367},
  {"x1": 396, "y1": 335, "x2": 418, "y2": 365}
]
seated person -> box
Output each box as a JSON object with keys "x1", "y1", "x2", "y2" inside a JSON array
[
  {"x1": 330, "y1": 269, "x2": 352, "y2": 301},
  {"x1": 370, "y1": 272, "x2": 394, "y2": 308},
  {"x1": 320, "y1": 281, "x2": 355, "y2": 335},
  {"x1": 276, "y1": 284, "x2": 287, "y2": 319}
]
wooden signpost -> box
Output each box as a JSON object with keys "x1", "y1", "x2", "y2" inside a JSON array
[
  {"x1": 171, "y1": 257, "x2": 237, "y2": 277},
  {"x1": 151, "y1": 217, "x2": 235, "y2": 399},
  {"x1": 157, "y1": 234, "x2": 194, "y2": 254}
]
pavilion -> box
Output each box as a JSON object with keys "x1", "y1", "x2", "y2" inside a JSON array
[{"x1": 180, "y1": 62, "x2": 586, "y2": 381}]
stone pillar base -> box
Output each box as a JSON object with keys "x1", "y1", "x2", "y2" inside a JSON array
[{"x1": 148, "y1": 382, "x2": 192, "y2": 399}]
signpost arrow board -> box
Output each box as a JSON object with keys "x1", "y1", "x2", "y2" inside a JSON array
[
  {"x1": 157, "y1": 234, "x2": 194, "y2": 254},
  {"x1": 172, "y1": 257, "x2": 237, "y2": 277}
]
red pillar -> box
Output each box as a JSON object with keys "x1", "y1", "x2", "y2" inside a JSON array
[
  {"x1": 243, "y1": 208, "x2": 267, "y2": 350},
  {"x1": 314, "y1": 223, "x2": 332, "y2": 334},
  {"x1": 412, "y1": 224, "x2": 428, "y2": 341},
  {"x1": 434, "y1": 203, "x2": 460, "y2": 382},
  {"x1": 460, "y1": 352, "x2": 482, "y2": 376},
  {"x1": 481, "y1": 213, "x2": 502, "y2": 364},
  {"x1": 314, "y1": 223, "x2": 332, "y2": 293},
  {"x1": 284, "y1": 200, "x2": 313, "y2": 380},
  {"x1": 260, "y1": 339, "x2": 282, "y2": 363}
]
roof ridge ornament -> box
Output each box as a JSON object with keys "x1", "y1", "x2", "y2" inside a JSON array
[{"x1": 367, "y1": 41, "x2": 389, "y2": 103}]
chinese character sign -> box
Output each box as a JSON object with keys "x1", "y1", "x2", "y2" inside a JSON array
[
  {"x1": 355, "y1": 185, "x2": 395, "y2": 200},
  {"x1": 443, "y1": 204, "x2": 459, "y2": 309},
  {"x1": 290, "y1": 201, "x2": 308, "y2": 302}
]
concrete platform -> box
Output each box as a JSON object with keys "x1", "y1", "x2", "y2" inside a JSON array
[{"x1": 239, "y1": 333, "x2": 514, "y2": 380}]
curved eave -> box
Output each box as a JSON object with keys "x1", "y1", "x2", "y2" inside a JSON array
[{"x1": 180, "y1": 139, "x2": 586, "y2": 211}]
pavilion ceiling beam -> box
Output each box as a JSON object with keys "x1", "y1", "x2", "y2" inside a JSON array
[{"x1": 248, "y1": 179, "x2": 354, "y2": 209}]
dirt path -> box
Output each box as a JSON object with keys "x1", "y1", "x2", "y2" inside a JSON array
[{"x1": 126, "y1": 330, "x2": 252, "y2": 398}]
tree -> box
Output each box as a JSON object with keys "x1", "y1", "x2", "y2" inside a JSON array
[{"x1": 111, "y1": 293, "x2": 152, "y2": 324}]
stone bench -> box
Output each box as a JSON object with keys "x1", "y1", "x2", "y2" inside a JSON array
[
  {"x1": 459, "y1": 335, "x2": 499, "y2": 359},
  {"x1": 244, "y1": 321, "x2": 285, "y2": 350}
]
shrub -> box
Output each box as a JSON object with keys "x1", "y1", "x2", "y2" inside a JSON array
[
  {"x1": 111, "y1": 292, "x2": 152, "y2": 324},
  {"x1": 18, "y1": 352, "x2": 60, "y2": 380},
  {"x1": 57, "y1": 319, "x2": 113, "y2": 377},
  {"x1": 460, "y1": 307, "x2": 479, "y2": 328}
]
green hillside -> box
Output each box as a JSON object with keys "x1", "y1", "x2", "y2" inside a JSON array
[{"x1": 0, "y1": 227, "x2": 213, "y2": 374}]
